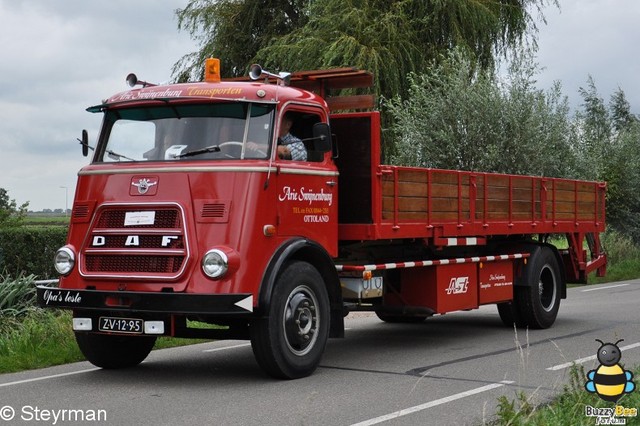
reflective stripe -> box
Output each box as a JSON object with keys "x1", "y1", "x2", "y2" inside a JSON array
[{"x1": 335, "y1": 253, "x2": 529, "y2": 272}]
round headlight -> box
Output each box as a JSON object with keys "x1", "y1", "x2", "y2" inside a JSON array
[
  {"x1": 54, "y1": 247, "x2": 76, "y2": 275},
  {"x1": 202, "y1": 249, "x2": 228, "y2": 278}
]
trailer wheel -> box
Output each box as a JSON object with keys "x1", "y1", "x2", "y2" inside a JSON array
[
  {"x1": 496, "y1": 301, "x2": 524, "y2": 328},
  {"x1": 75, "y1": 332, "x2": 156, "y2": 369},
  {"x1": 515, "y1": 246, "x2": 562, "y2": 329},
  {"x1": 250, "y1": 261, "x2": 330, "y2": 379}
]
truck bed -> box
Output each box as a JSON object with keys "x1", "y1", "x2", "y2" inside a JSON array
[
  {"x1": 330, "y1": 112, "x2": 605, "y2": 243},
  {"x1": 338, "y1": 164, "x2": 606, "y2": 242}
]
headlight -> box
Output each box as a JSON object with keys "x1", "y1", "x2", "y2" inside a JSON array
[
  {"x1": 54, "y1": 247, "x2": 76, "y2": 275},
  {"x1": 202, "y1": 249, "x2": 228, "y2": 278}
]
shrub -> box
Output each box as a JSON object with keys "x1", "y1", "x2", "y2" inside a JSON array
[
  {"x1": 0, "y1": 227, "x2": 67, "y2": 278},
  {"x1": 0, "y1": 274, "x2": 37, "y2": 316}
]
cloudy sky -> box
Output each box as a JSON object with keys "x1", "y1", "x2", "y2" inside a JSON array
[{"x1": 1, "y1": 0, "x2": 638, "y2": 211}]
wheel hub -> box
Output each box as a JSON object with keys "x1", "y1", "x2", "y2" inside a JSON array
[{"x1": 283, "y1": 286, "x2": 319, "y2": 356}]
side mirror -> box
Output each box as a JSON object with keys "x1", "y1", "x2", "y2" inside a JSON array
[
  {"x1": 81, "y1": 129, "x2": 89, "y2": 157},
  {"x1": 312, "y1": 122, "x2": 332, "y2": 153}
]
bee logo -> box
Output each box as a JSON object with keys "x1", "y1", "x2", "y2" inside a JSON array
[{"x1": 585, "y1": 339, "x2": 635, "y2": 402}]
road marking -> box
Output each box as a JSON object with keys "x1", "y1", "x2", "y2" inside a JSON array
[
  {"x1": 581, "y1": 283, "x2": 629, "y2": 292},
  {"x1": 349, "y1": 380, "x2": 514, "y2": 426},
  {"x1": 203, "y1": 343, "x2": 251, "y2": 353},
  {"x1": 547, "y1": 342, "x2": 640, "y2": 371},
  {"x1": 0, "y1": 368, "x2": 100, "y2": 388}
]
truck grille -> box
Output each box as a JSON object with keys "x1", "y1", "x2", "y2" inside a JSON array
[{"x1": 80, "y1": 204, "x2": 189, "y2": 279}]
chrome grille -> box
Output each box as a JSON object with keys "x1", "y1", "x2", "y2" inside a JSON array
[{"x1": 81, "y1": 204, "x2": 188, "y2": 279}]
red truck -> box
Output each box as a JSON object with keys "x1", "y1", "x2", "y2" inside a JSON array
[{"x1": 37, "y1": 59, "x2": 607, "y2": 379}]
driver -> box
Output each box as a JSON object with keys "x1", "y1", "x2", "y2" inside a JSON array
[{"x1": 276, "y1": 113, "x2": 307, "y2": 161}]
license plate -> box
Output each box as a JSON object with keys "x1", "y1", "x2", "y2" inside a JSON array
[{"x1": 99, "y1": 317, "x2": 143, "y2": 334}]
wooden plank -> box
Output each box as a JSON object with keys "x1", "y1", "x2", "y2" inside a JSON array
[{"x1": 326, "y1": 95, "x2": 375, "y2": 112}]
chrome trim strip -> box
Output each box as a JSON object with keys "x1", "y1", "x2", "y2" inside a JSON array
[
  {"x1": 278, "y1": 168, "x2": 339, "y2": 177},
  {"x1": 79, "y1": 166, "x2": 277, "y2": 175}
]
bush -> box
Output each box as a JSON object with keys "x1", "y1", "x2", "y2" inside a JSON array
[{"x1": 0, "y1": 227, "x2": 67, "y2": 278}]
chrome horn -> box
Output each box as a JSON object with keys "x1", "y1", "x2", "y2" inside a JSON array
[{"x1": 248, "y1": 64, "x2": 291, "y2": 86}]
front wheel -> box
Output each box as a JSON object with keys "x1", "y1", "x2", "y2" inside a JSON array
[
  {"x1": 250, "y1": 261, "x2": 330, "y2": 379},
  {"x1": 75, "y1": 332, "x2": 156, "y2": 369}
]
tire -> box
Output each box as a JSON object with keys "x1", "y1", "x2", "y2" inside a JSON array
[
  {"x1": 75, "y1": 332, "x2": 156, "y2": 369},
  {"x1": 514, "y1": 246, "x2": 562, "y2": 329},
  {"x1": 496, "y1": 301, "x2": 524, "y2": 328},
  {"x1": 250, "y1": 261, "x2": 330, "y2": 379}
]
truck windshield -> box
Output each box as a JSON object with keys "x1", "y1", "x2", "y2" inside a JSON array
[{"x1": 96, "y1": 102, "x2": 274, "y2": 162}]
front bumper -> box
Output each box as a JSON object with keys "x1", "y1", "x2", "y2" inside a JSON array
[{"x1": 36, "y1": 285, "x2": 254, "y2": 315}]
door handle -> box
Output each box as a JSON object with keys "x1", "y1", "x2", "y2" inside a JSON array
[{"x1": 326, "y1": 180, "x2": 337, "y2": 187}]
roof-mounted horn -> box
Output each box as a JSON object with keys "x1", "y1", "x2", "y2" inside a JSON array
[{"x1": 249, "y1": 64, "x2": 291, "y2": 86}]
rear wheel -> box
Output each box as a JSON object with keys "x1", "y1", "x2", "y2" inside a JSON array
[
  {"x1": 514, "y1": 246, "x2": 562, "y2": 329},
  {"x1": 250, "y1": 261, "x2": 330, "y2": 379},
  {"x1": 496, "y1": 301, "x2": 524, "y2": 328},
  {"x1": 75, "y1": 332, "x2": 156, "y2": 369}
]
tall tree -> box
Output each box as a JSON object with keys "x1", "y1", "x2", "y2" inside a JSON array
[
  {"x1": 257, "y1": 0, "x2": 552, "y2": 99},
  {"x1": 173, "y1": 0, "x2": 310, "y2": 80},
  {"x1": 173, "y1": 0, "x2": 555, "y2": 98}
]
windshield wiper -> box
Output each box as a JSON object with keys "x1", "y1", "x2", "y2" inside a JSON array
[
  {"x1": 174, "y1": 145, "x2": 221, "y2": 158},
  {"x1": 106, "y1": 149, "x2": 135, "y2": 161}
]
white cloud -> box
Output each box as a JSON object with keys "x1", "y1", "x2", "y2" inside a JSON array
[{"x1": 0, "y1": 0, "x2": 196, "y2": 211}]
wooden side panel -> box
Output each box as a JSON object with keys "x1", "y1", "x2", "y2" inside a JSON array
[{"x1": 380, "y1": 166, "x2": 603, "y2": 228}]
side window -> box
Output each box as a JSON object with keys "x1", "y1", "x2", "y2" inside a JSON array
[{"x1": 277, "y1": 111, "x2": 323, "y2": 162}]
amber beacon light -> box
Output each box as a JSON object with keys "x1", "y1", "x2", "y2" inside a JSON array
[{"x1": 205, "y1": 58, "x2": 221, "y2": 83}]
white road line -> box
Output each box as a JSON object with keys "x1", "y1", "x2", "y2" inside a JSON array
[
  {"x1": 581, "y1": 283, "x2": 629, "y2": 292},
  {"x1": 0, "y1": 368, "x2": 100, "y2": 388},
  {"x1": 349, "y1": 380, "x2": 514, "y2": 426},
  {"x1": 547, "y1": 342, "x2": 640, "y2": 371},
  {"x1": 202, "y1": 343, "x2": 251, "y2": 353}
]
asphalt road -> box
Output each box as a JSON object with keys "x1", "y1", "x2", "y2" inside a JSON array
[{"x1": 1, "y1": 281, "x2": 640, "y2": 426}]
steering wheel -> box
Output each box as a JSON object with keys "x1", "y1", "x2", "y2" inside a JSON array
[
  {"x1": 217, "y1": 141, "x2": 243, "y2": 158},
  {"x1": 219, "y1": 141, "x2": 267, "y2": 158}
]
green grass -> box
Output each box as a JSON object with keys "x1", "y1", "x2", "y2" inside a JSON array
[
  {"x1": 492, "y1": 364, "x2": 640, "y2": 425},
  {"x1": 0, "y1": 310, "x2": 83, "y2": 373},
  {"x1": 23, "y1": 213, "x2": 69, "y2": 227},
  {"x1": 0, "y1": 310, "x2": 209, "y2": 374}
]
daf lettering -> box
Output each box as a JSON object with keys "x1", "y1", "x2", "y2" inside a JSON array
[
  {"x1": 125, "y1": 235, "x2": 140, "y2": 246},
  {"x1": 161, "y1": 236, "x2": 178, "y2": 247}
]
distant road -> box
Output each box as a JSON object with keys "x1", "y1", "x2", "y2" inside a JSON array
[{"x1": 1, "y1": 281, "x2": 639, "y2": 425}]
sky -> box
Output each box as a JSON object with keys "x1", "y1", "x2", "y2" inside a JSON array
[{"x1": 1, "y1": 0, "x2": 638, "y2": 212}]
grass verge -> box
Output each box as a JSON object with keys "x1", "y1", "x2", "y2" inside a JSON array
[
  {"x1": 492, "y1": 364, "x2": 640, "y2": 425},
  {"x1": 0, "y1": 310, "x2": 208, "y2": 374}
]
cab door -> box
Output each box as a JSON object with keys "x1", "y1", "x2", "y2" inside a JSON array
[{"x1": 274, "y1": 108, "x2": 338, "y2": 257}]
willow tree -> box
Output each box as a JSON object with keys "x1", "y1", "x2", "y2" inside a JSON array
[
  {"x1": 174, "y1": 0, "x2": 555, "y2": 100},
  {"x1": 257, "y1": 0, "x2": 553, "y2": 100},
  {"x1": 173, "y1": 0, "x2": 310, "y2": 80}
]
